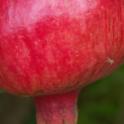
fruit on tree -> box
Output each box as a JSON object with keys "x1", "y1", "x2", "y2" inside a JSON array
[{"x1": 0, "y1": 0, "x2": 124, "y2": 124}]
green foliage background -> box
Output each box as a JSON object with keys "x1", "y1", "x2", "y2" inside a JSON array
[{"x1": 0, "y1": 64, "x2": 124, "y2": 124}]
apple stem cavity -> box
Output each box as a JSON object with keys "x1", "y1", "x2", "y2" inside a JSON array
[{"x1": 35, "y1": 90, "x2": 79, "y2": 124}]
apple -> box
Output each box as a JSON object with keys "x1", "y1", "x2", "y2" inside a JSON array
[{"x1": 0, "y1": 0, "x2": 124, "y2": 124}]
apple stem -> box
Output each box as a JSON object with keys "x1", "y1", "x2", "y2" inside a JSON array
[{"x1": 34, "y1": 90, "x2": 79, "y2": 124}]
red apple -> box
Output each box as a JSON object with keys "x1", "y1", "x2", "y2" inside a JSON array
[{"x1": 0, "y1": 0, "x2": 124, "y2": 124}]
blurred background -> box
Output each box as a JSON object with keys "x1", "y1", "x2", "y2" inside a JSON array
[{"x1": 0, "y1": 64, "x2": 124, "y2": 124}]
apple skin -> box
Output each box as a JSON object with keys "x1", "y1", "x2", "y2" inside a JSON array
[{"x1": 0, "y1": 0, "x2": 124, "y2": 96}]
